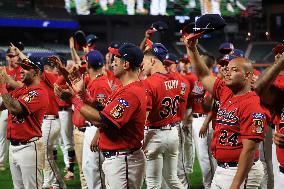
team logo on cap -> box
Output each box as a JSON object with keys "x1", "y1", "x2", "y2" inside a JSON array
[
  {"x1": 110, "y1": 104, "x2": 125, "y2": 119},
  {"x1": 97, "y1": 93, "x2": 106, "y2": 105},
  {"x1": 22, "y1": 91, "x2": 38, "y2": 103}
]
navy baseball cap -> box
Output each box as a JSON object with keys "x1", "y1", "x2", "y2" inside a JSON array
[
  {"x1": 164, "y1": 53, "x2": 179, "y2": 65},
  {"x1": 180, "y1": 54, "x2": 190, "y2": 64},
  {"x1": 194, "y1": 14, "x2": 226, "y2": 34},
  {"x1": 86, "y1": 50, "x2": 105, "y2": 67},
  {"x1": 145, "y1": 39, "x2": 168, "y2": 62},
  {"x1": 18, "y1": 58, "x2": 44, "y2": 72},
  {"x1": 108, "y1": 41, "x2": 123, "y2": 54},
  {"x1": 74, "y1": 30, "x2": 87, "y2": 47},
  {"x1": 217, "y1": 49, "x2": 244, "y2": 65},
  {"x1": 109, "y1": 43, "x2": 144, "y2": 67},
  {"x1": 151, "y1": 21, "x2": 168, "y2": 32},
  {"x1": 219, "y1": 42, "x2": 234, "y2": 54},
  {"x1": 181, "y1": 22, "x2": 204, "y2": 39},
  {"x1": 86, "y1": 34, "x2": 98, "y2": 45},
  {"x1": 40, "y1": 56, "x2": 54, "y2": 67}
]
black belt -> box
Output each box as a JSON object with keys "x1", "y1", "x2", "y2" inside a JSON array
[
  {"x1": 59, "y1": 107, "x2": 71, "y2": 111},
  {"x1": 44, "y1": 115, "x2": 59, "y2": 120},
  {"x1": 102, "y1": 148, "x2": 139, "y2": 158},
  {"x1": 146, "y1": 123, "x2": 177, "y2": 130},
  {"x1": 10, "y1": 138, "x2": 39, "y2": 146},
  {"x1": 280, "y1": 166, "x2": 284, "y2": 174},
  {"x1": 218, "y1": 159, "x2": 259, "y2": 168},
  {"x1": 78, "y1": 127, "x2": 86, "y2": 132},
  {"x1": 192, "y1": 113, "x2": 205, "y2": 118}
]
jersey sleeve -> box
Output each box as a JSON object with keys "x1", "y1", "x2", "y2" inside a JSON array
[
  {"x1": 18, "y1": 88, "x2": 48, "y2": 115},
  {"x1": 100, "y1": 92, "x2": 140, "y2": 129},
  {"x1": 239, "y1": 103, "x2": 267, "y2": 141},
  {"x1": 143, "y1": 80, "x2": 154, "y2": 111}
]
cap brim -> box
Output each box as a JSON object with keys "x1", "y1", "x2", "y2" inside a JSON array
[
  {"x1": 164, "y1": 60, "x2": 177, "y2": 65},
  {"x1": 17, "y1": 62, "x2": 35, "y2": 70},
  {"x1": 146, "y1": 39, "x2": 153, "y2": 49},
  {"x1": 108, "y1": 47, "x2": 121, "y2": 56}
]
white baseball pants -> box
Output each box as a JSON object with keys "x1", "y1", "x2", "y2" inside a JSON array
[
  {"x1": 192, "y1": 116, "x2": 216, "y2": 189},
  {"x1": 42, "y1": 118, "x2": 66, "y2": 189},
  {"x1": 82, "y1": 126, "x2": 105, "y2": 189},
  {"x1": 150, "y1": 0, "x2": 167, "y2": 15},
  {"x1": 103, "y1": 149, "x2": 146, "y2": 189},
  {"x1": 9, "y1": 139, "x2": 44, "y2": 189},
  {"x1": 275, "y1": 167, "x2": 284, "y2": 189},
  {"x1": 0, "y1": 110, "x2": 8, "y2": 167},
  {"x1": 144, "y1": 126, "x2": 184, "y2": 189},
  {"x1": 211, "y1": 160, "x2": 264, "y2": 189}
]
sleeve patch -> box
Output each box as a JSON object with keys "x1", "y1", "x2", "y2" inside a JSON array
[
  {"x1": 97, "y1": 93, "x2": 106, "y2": 104},
  {"x1": 252, "y1": 119, "x2": 264, "y2": 134},
  {"x1": 110, "y1": 104, "x2": 125, "y2": 119},
  {"x1": 22, "y1": 91, "x2": 38, "y2": 103},
  {"x1": 118, "y1": 98, "x2": 129, "y2": 107},
  {"x1": 180, "y1": 82, "x2": 187, "y2": 96}
]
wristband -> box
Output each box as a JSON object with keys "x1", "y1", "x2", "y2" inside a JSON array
[
  {"x1": 71, "y1": 94, "x2": 84, "y2": 110},
  {"x1": 0, "y1": 84, "x2": 8, "y2": 95}
]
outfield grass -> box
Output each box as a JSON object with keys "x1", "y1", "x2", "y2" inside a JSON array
[{"x1": 0, "y1": 148, "x2": 203, "y2": 189}]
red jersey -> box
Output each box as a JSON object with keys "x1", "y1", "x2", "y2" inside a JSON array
[
  {"x1": 211, "y1": 78, "x2": 268, "y2": 162},
  {"x1": 5, "y1": 66, "x2": 22, "y2": 91},
  {"x1": 7, "y1": 83, "x2": 49, "y2": 142},
  {"x1": 55, "y1": 75, "x2": 72, "y2": 108},
  {"x1": 185, "y1": 73, "x2": 206, "y2": 114},
  {"x1": 272, "y1": 74, "x2": 284, "y2": 167},
  {"x1": 72, "y1": 75, "x2": 113, "y2": 128},
  {"x1": 143, "y1": 72, "x2": 185, "y2": 127},
  {"x1": 100, "y1": 81, "x2": 146, "y2": 150},
  {"x1": 41, "y1": 71, "x2": 59, "y2": 116},
  {"x1": 175, "y1": 72, "x2": 190, "y2": 121}
]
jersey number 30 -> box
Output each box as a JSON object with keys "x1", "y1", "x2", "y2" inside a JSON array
[{"x1": 160, "y1": 96, "x2": 180, "y2": 118}]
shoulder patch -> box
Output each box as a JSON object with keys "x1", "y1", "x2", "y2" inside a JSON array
[
  {"x1": 22, "y1": 91, "x2": 38, "y2": 103},
  {"x1": 110, "y1": 104, "x2": 125, "y2": 119},
  {"x1": 118, "y1": 98, "x2": 129, "y2": 107}
]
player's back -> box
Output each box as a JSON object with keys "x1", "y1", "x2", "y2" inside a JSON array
[{"x1": 144, "y1": 72, "x2": 183, "y2": 127}]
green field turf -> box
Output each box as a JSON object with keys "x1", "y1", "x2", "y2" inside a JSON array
[{"x1": 0, "y1": 147, "x2": 203, "y2": 189}]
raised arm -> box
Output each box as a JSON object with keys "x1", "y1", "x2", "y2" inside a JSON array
[
  {"x1": 183, "y1": 37, "x2": 216, "y2": 94},
  {"x1": 69, "y1": 37, "x2": 82, "y2": 65},
  {"x1": 254, "y1": 53, "x2": 284, "y2": 105},
  {"x1": 139, "y1": 29, "x2": 151, "y2": 51}
]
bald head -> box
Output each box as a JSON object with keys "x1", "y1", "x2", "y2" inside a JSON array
[{"x1": 229, "y1": 57, "x2": 253, "y2": 74}]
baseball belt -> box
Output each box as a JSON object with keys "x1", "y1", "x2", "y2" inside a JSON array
[
  {"x1": 74, "y1": 127, "x2": 86, "y2": 132},
  {"x1": 44, "y1": 115, "x2": 59, "y2": 120},
  {"x1": 10, "y1": 137, "x2": 40, "y2": 146},
  {"x1": 217, "y1": 159, "x2": 259, "y2": 168},
  {"x1": 192, "y1": 113, "x2": 206, "y2": 118},
  {"x1": 280, "y1": 166, "x2": 284, "y2": 174},
  {"x1": 145, "y1": 123, "x2": 177, "y2": 130},
  {"x1": 59, "y1": 106, "x2": 72, "y2": 111},
  {"x1": 102, "y1": 148, "x2": 140, "y2": 158}
]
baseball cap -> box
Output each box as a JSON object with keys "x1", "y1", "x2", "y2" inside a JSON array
[
  {"x1": 180, "y1": 22, "x2": 204, "y2": 39},
  {"x1": 217, "y1": 49, "x2": 244, "y2": 66},
  {"x1": 219, "y1": 42, "x2": 234, "y2": 54},
  {"x1": 40, "y1": 56, "x2": 54, "y2": 67},
  {"x1": 108, "y1": 41, "x2": 123, "y2": 54},
  {"x1": 180, "y1": 54, "x2": 190, "y2": 64},
  {"x1": 17, "y1": 58, "x2": 44, "y2": 72},
  {"x1": 145, "y1": 39, "x2": 168, "y2": 62},
  {"x1": 86, "y1": 50, "x2": 105, "y2": 67},
  {"x1": 86, "y1": 34, "x2": 98, "y2": 46},
  {"x1": 151, "y1": 21, "x2": 168, "y2": 32},
  {"x1": 109, "y1": 43, "x2": 144, "y2": 67},
  {"x1": 194, "y1": 14, "x2": 226, "y2": 34},
  {"x1": 74, "y1": 30, "x2": 87, "y2": 47},
  {"x1": 164, "y1": 53, "x2": 179, "y2": 65},
  {"x1": 272, "y1": 43, "x2": 284, "y2": 55}
]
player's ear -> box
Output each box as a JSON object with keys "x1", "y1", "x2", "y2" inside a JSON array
[
  {"x1": 150, "y1": 58, "x2": 155, "y2": 66},
  {"x1": 123, "y1": 61, "x2": 130, "y2": 70}
]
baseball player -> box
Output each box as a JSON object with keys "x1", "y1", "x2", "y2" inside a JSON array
[
  {"x1": 56, "y1": 43, "x2": 147, "y2": 189},
  {"x1": 141, "y1": 42, "x2": 184, "y2": 188},
  {"x1": 81, "y1": 50, "x2": 116, "y2": 189},
  {"x1": 40, "y1": 59, "x2": 66, "y2": 189},
  {"x1": 254, "y1": 46, "x2": 284, "y2": 189},
  {"x1": 178, "y1": 55, "x2": 196, "y2": 174},
  {"x1": 0, "y1": 47, "x2": 23, "y2": 171},
  {"x1": 0, "y1": 56, "x2": 47, "y2": 189},
  {"x1": 163, "y1": 52, "x2": 191, "y2": 189},
  {"x1": 185, "y1": 53, "x2": 216, "y2": 189},
  {"x1": 185, "y1": 38, "x2": 268, "y2": 189}
]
